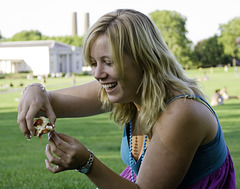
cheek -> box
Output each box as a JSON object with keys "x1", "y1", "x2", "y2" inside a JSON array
[
  {"x1": 131, "y1": 70, "x2": 143, "y2": 84},
  {"x1": 91, "y1": 68, "x2": 96, "y2": 77}
]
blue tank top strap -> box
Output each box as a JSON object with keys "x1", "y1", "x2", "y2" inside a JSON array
[{"x1": 166, "y1": 94, "x2": 216, "y2": 117}]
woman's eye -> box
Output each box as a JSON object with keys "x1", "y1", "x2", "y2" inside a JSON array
[
  {"x1": 105, "y1": 61, "x2": 112, "y2": 66},
  {"x1": 91, "y1": 62, "x2": 97, "y2": 67}
]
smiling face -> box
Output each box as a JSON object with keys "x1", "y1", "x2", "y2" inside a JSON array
[{"x1": 90, "y1": 35, "x2": 143, "y2": 105}]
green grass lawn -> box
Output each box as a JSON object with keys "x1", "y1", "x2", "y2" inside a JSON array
[{"x1": 0, "y1": 67, "x2": 240, "y2": 188}]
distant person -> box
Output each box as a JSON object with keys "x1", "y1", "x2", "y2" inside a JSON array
[
  {"x1": 202, "y1": 71, "x2": 209, "y2": 81},
  {"x1": 210, "y1": 66, "x2": 214, "y2": 73},
  {"x1": 42, "y1": 74, "x2": 46, "y2": 84},
  {"x1": 234, "y1": 67, "x2": 238, "y2": 78},
  {"x1": 17, "y1": 9, "x2": 236, "y2": 189},
  {"x1": 72, "y1": 73, "x2": 76, "y2": 86},
  {"x1": 220, "y1": 87, "x2": 240, "y2": 100},
  {"x1": 211, "y1": 89, "x2": 224, "y2": 106},
  {"x1": 224, "y1": 65, "x2": 228, "y2": 72},
  {"x1": 199, "y1": 71, "x2": 209, "y2": 81},
  {"x1": 233, "y1": 59, "x2": 238, "y2": 78}
]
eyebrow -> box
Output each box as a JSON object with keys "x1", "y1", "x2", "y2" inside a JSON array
[{"x1": 90, "y1": 55, "x2": 111, "y2": 60}]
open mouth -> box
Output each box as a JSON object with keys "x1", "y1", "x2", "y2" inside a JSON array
[{"x1": 102, "y1": 83, "x2": 118, "y2": 90}]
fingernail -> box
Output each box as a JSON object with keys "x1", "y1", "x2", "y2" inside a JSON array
[
  {"x1": 48, "y1": 132, "x2": 52, "y2": 140},
  {"x1": 25, "y1": 134, "x2": 31, "y2": 140}
]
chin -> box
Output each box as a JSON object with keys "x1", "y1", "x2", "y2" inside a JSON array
[
  {"x1": 108, "y1": 98, "x2": 120, "y2": 104},
  {"x1": 107, "y1": 95, "x2": 123, "y2": 104}
]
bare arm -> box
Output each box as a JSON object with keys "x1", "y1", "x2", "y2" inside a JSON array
[
  {"x1": 17, "y1": 80, "x2": 104, "y2": 139},
  {"x1": 86, "y1": 157, "x2": 138, "y2": 189},
  {"x1": 48, "y1": 80, "x2": 104, "y2": 118}
]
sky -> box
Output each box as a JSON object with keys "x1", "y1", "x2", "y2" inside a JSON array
[{"x1": 0, "y1": 0, "x2": 239, "y2": 44}]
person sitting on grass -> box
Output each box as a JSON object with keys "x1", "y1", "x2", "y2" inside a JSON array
[
  {"x1": 211, "y1": 89, "x2": 224, "y2": 106},
  {"x1": 220, "y1": 87, "x2": 240, "y2": 100},
  {"x1": 17, "y1": 9, "x2": 236, "y2": 189}
]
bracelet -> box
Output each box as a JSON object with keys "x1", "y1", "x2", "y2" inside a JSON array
[
  {"x1": 75, "y1": 150, "x2": 94, "y2": 174},
  {"x1": 21, "y1": 83, "x2": 47, "y2": 95}
]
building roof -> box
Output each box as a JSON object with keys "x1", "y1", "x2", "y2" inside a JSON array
[
  {"x1": 0, "y1": 40, "x2": 72, "y2": 49},
  {"x1": 0, "y1": 59, "x2": 24, "y2": 63}
]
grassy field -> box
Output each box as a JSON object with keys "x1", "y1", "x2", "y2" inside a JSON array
[{"x1": 0, "y1": 67, "x2": 240, "y2": 188}]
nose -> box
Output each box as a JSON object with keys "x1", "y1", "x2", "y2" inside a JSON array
[{"x1": 92, "y1": 63, "x2": 107, "y2": 80}]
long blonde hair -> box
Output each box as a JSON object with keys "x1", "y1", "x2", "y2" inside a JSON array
[{"x1": 83, "y1": 9, "x2": 204, "y2": 134}]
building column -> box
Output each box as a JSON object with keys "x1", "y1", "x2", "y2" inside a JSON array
[
  {"x1": 66, "y1": 54, "x2": 71, "y2": 73},
  {"x1": 55, "y1": 54, "x2": 59, "y2": 73}
]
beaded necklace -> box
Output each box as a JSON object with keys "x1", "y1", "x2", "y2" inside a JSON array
[{"x1": 129, "y1": 120, "x2": 148, "y2": 183}]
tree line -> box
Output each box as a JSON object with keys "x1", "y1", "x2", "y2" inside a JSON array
[{"x1": 1, "y1": 10, "x2": 240, "y2": 69}]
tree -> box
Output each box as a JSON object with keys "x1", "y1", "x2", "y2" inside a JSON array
[
  {"x1": 10, "y1": 30, "x2": 43, "y2": 41},
  {"x1": 218, "y1": 17, "x2": 240, "y2": 61},
  {"x1": 5, "y1": 30, "x2": 84, "y2": 46},
  {"x1": 193, "y1": 35, "x2": 231, "y2": 67},
  {"x1": 48, "y1": 35, "x2": 83, "y2": 47},
  {"x1": 150, "y1": 10, "x2": 193, "y2": 68}
]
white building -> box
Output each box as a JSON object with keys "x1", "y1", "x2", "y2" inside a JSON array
[{"x1": 0, "y1": 40, "x2": 83, "y2": 75}]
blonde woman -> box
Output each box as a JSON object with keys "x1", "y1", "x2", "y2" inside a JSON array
[{"x1": 17, "y1": 9, "x2": 235, "y2": 188}]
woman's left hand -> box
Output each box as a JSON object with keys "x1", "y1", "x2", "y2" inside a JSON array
[{"x1": 45, "y1": 131, "x2": 89, "y2": 173}]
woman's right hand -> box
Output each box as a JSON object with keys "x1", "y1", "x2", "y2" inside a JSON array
[{"x1": 17, "y1": 84, "x2": 56, "y2": 140}]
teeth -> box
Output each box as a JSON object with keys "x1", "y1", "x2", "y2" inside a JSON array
[{"x1": 102, "y1": 83, "x2": 116, "y2": 89}]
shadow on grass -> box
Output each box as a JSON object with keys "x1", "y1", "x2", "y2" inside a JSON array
[
  {"x1": 215, "y1": 103, "x2": 240, "y2": 110},
  {"x1": 213, "y1": 102, "x2": 240, "y2": 120},
  {"x1": 0, "y1": 111, "x2": 17, "y2": 121}
]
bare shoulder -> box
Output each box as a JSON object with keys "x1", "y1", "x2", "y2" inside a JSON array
[
  {"x1": 137, "y1": 98, "x2": 218, "y2": 188},
  {"x1": 153, "y1": 97, "x2": 218, "y2": 146}
]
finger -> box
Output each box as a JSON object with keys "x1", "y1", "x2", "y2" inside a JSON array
[
  {"x1": 17, "y1": 119, "x2": 31, "y2": 140},
  {"x1": 53, "y1": 132, "x2": 89, "y2": 158},
  {"x1": 48, "y1": 132, "x2": 73, "y2": 153},
  {"x1": 45, "y1": 159, "x2": 64, "y2": 173},
  {"x1": 54, "y1": 132, "x2": 77, "y2": 145},
  {"x1": 25, "y1": 104, "x2": 42, "y2": 136},
  {"x1": 45, "y1": 102, "x2": 56, "y2": 126},
  {"x1": 45, "y1": 144, "x2": 64, "y2": 167},
  {"x1": 47, "y1": 137, "x2": 67, "y2": 160},
  {"x1": 17, "y1": 106, "x2": 31, "y2": 139}
]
